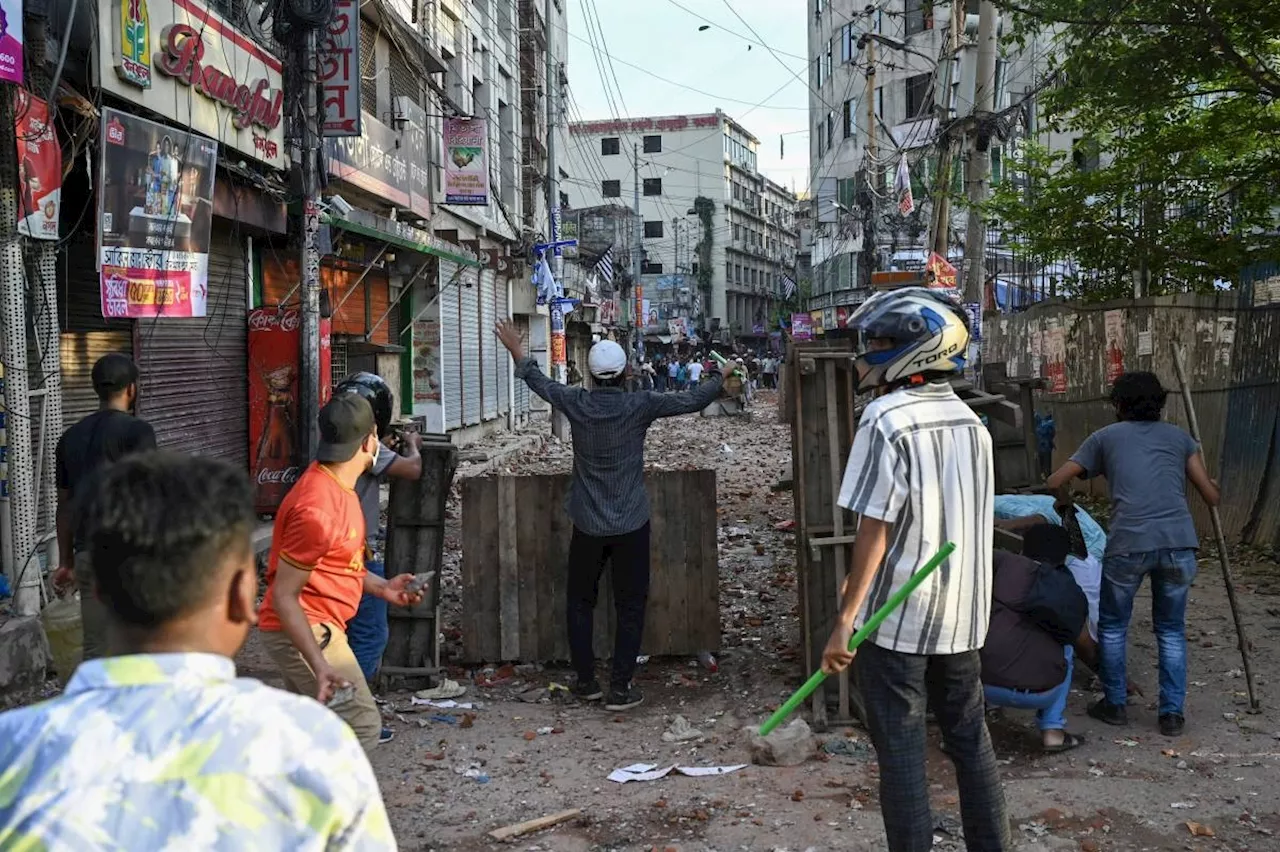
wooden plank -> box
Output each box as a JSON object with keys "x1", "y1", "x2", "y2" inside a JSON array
[
  {"x1": 461, "y1": 477, "x2": 498, "y2": 662},
  {"x1": 548, "y1": 476, "x2": 573, "y2": 661},
  {"x1": 667, "y1": 472, "x2": 691, "y2": 657},
  {"x1": 534, "y1": 476, "x2": 557, "y2": 661},
  {"x1": 642, "y1": 472, "x2": 670, "y2": 653},
  {"x1": 824, "y1": 361, "x2": 850, "y2": 722},
  {"x1": 487, "y1": 809, "x2": 582, "y2": 842},
  {"x1": 697, "y1": 469, "x2": 721, "y2": 652},
  {"x1": 515, "y1": 477, "x2": 542, "y2": 661},
  {"x1": 498, "y1": 476, "x2": 521, "y2": 660}
]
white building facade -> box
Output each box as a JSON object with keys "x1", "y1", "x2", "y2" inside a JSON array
[{"x1": 564, "y1": 111, "x2": 799, "y2": 343}]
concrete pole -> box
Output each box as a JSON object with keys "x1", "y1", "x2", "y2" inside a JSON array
[
  {"x1": 632, "y1": 142, "x2": 642, "y2": 341},
  {"x1": 545, "y1": 0, "x2": 569, "y2": 437},
  {"x1": 962, "y1": 1, "x2": 998, "y2": 303},
  {"x1": 930, "y1": 0, "x2": 966, "y2": 257},
  {"x1": 298, "y1": 29, "x2": 322, "y2": 459}
]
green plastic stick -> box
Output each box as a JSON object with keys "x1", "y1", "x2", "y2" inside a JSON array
[
  {"x1": 757, "y1": 542, "x2": 956, "y2": 736},
  {"x1": 708, "y1": 350, "x2": 745, "y2": 379}
]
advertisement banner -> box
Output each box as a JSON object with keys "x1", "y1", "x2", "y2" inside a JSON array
[
  {"x1": 791, "y1": 312, "x2": 813, "y2": 341},
  {"x1": 964, "y1": 303, "x2": 983, "y2": 341},
  {"x1": 319, "y1": 0, "x2": 361, "y2": 136},
  {"x1": 98, "y1": 109, "x2": 218, "y2": 319},
  {"x1": 401, "y1": 100, "x2": 431, "y2": 220},
  {"x1": 598, "y1": 296, "x2": 618, "y2": 326},
  {"x1": 1044, "y1": 327, "x2": 1067, "y2": 393},
  {"x1": 326, "y1": 112, "x2": 410, "y2": 208},
  {"x1": 926, "y1": 251, "x2": 958, "y2": 291},
  {"x1": 811, "y1": 309, "x2": 825, "y2": 336},
  {"x1": 15, "y1": 90, "x2": 61, "y2": 240},
  {"x1": 247, "y1": 308, "x2": 332, "y2": 514},
  {"x1": 444, "y1": 117, "x2": 489, "y2": 205},
  {"x1": 0, "y1": 0, "x2": 23, "y2": 85},
  {"x1": 836, "y1": 306, "x2": 849, "y2": 328},
  {"x1": 411, "y1": 300, "x2": 443, "y2": 434},
  {"x1": 1104, "y1": 309, "x2": 1125, "y2": 384}
]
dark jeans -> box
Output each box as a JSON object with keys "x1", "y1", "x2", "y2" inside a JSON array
[
  {"x1": 858, "y1": 642, "x2": 1011, "y2": 852},
  {"x1": 567, "y1": 523, "x2": 651, "y2": 690},
  {"x1": 347, "y1": 558, "x2": 388, "y2": 683}
]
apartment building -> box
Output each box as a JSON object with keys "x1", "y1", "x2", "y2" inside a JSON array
[{"x1": 564, "y1": 110, "x2": 799, "y2": 342}]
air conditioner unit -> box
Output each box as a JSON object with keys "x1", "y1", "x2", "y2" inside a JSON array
[{"x1": 392, "y1": 96, "x2": 412, "y2": 127}]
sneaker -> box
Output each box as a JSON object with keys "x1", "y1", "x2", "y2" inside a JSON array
[
  {"x1": 378, "y1": 727, "x2": 395, "y2": 745},
  {"x1": 1087, "y1": 699, "x2": 1128, "y2": 726},
  {"x1": 571, "y1": 678, "x2": 604, "y2": 701},
  {"x1": 604, "y1": 685, "x2": 645, "y2": 711},
  {"x1": 1159, "y1": 713, "x2": 1185, "y2": 737}
]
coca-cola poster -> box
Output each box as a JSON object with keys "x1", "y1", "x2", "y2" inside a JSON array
[
  {"x1": 98, "y1": 108, "x2": 218, "y2": 319},
  {"x1": 247, "y1": 307, "x2": 332, "y2": 514}
]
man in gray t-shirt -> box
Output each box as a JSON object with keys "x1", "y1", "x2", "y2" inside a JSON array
[{"x1": 1048, "y1": 371, "x2": 1219, "y2": 738}]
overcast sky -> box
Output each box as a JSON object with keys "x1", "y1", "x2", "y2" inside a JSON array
[{"x1": 564, "y1": 0, "x2": 811, "y2": 191}]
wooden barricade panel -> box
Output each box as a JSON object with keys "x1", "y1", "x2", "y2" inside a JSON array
[{"x1": 461, "y1": 470, "x2": 719, "y2": 663}]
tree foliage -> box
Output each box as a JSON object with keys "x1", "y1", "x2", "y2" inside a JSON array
[{"x1": 988, "y1": 0, "x2": 1280, "y2": 299}]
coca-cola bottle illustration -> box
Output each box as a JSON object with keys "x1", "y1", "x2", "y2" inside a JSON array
[{"x1": 254, "y1": 364, "x2": 299, "y2": 510}]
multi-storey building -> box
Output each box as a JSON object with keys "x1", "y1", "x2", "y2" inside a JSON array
[
  {"x1": 563, "y1": 110, "x2": 799, "y2": 343},
  {"x1": 807, "y1": 0, "x2": 1070, "y2": 310}
]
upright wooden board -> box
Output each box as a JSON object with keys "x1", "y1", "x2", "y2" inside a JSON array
[{"x1": 461, "y1": 470, "x2": 720, "y2": 662}]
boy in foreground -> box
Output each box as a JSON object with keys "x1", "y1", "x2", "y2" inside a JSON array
[
  {"x1": 1047, "y1": 370, "x2": 1220, "y2": 736},
  {"x1": 0, "y1": 452, "x2": 394, "y2": 849},
  {"x1": 822, "y1": 288, "x2": 1009, "y2": 851}
]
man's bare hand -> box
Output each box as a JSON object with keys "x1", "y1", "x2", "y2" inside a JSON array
[
  {"x1": 315, "y1": 664, "x2": 350, "y2": 705},
  {"x1": 821, "y1": 623, "x2": 856, "y2": 675},
  {"x1": 51, "y1": 563, "x2": 75, "y2": 595},
  {"x1": 383, "y1": 572, "x2": 426, "y2": 607},
  {"x1": 495, "y1": 321, "x2": 525, "y2": 361},
  {"x1": 719, "y1": 359, "x2": 738, "y2": 380}
]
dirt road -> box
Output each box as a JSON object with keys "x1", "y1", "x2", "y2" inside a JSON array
[{"x1": 240, "y1": 392, "x2": 1280, "y2": 851}]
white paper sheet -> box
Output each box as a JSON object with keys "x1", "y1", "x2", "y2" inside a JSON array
[{"x1": 608, "y1": 764, "x2": 748, "y2": 784}]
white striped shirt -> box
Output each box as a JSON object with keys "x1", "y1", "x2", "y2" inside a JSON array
[{"x1": 837, "y1": 382, "x2": 993, "y2": 655}]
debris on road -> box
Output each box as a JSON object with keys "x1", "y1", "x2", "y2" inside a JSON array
[
  {"x1": 749, "y1": 717, "x2": 814, "y2": 767},
  {"x1": 607, "y1": 763, "x2": 748, "y2": 784},
  {"x1": 661, "y1": 715, "x2": 704, "y2": 743},
  {"x1": 487, "y1": 809, "x2": 582, "y2": 842}
]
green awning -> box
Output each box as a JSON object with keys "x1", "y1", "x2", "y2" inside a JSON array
[{"x1": 323, "y1": 213, "x2": 482, "y2": 268}]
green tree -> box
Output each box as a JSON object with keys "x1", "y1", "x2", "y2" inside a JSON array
[{"x1": 987, "y1": 0, "x2": 1280, "y2": 300}]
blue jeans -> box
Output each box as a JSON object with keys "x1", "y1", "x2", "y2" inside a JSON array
[
  {"x1": 347, "y1": 558, "x2": 388, "y2": 683},
  {"x1": 984, "y1": 646, "x2": 1074, "y2": 731},
  {"x1": 1100, "y1": 548, "x2": 1198, "y2": 715}
]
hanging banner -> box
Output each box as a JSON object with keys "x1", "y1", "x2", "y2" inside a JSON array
[
  {"x1": 0, "y1": 0, "x2": 23, "y2": 85},
  {"x1": 15, "y1": 90, "x2": 61, "y2": 241},
  {"x1": 964, "y1": 303, "x2": 983, "y2": 341},
  {"x1": 1104, "y1": 309, "x2": 1125, "y2": 384},
  {"x1": 444, "y1": 117, "x2": 489, "y2": 205},
  {"x1": 926, "y1": 252, "x2": 958, "y2": 291},
  {"x1": 247, "y1": 307, "x2": 332, "y2": 514},
  {"x1": 98, "y1": 109, "x2": 218, "y2": 319},
  {"x1": 791, "y1": 313, "x2": 813, "y2": 341},
  {"x1": 1044, "y1": 327, "x2": 1067, "y2": 394},
  {"x1": 836, "y1": 306, "x2": 850, "y2": 328},
  {"x1": 411, "y1": 300, "x2": 443, "y2": 434},
  {"x1": 319, "y1": 0, "x2": 361, "y2": 136},
  {"x1": 326, "y1": 112, "x2": 409, "y2": 207}
]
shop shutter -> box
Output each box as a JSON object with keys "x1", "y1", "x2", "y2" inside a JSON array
[
  {"x1": 60, "y1": 233, "x2": 134, "y2": 334},
  {"x1": 59, "y1": 332, "x2": 134, "y2": 426},
  {"x1": 440, "y1": 262, "x2": 462, "y2": 430},
  {"x1": 496, "y1": 276, "x2": 509, "y2": 414},
  {"x1": 480, "y1": 269, "x2": 498, "y2": 419},
  {"x1": 460, "y1": 268, "x2": 481, "y2": 425},
  {"x1": 514, "y1": 314, "x2": 530, "y2": 414},
  {"x1": 135, "y1": 227, "x2": 249, "y2": 466}
]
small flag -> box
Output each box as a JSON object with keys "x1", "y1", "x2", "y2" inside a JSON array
[
  {"x1": 532, "y1": 253, "x2": 561, "y2": 305},
  {"x1": 781, "y1": 274, "x2": 797, "y2": 300},
  {"x1": 895, "y1": 154, "x2": 915, "y2": 216},
  {"x1": 594, "y1": 247, "x2": 615, "y2": 285}
]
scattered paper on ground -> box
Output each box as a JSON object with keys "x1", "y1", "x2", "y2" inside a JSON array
[{"x1": 608, "y1": 763, "x2": 748, "y2": 784}]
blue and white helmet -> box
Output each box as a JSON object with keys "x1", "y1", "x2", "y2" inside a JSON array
[{"x1": 849, "y1": 287, "x2": 971, "y2": 392}]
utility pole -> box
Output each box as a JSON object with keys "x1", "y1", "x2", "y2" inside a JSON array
[
  {"x1": 862, "y1": 37, "x2": 878, "y2": 287},
  {"x1": 930, "y1": 0, "x2": 966, "y2": 258},
  {"x1": 298, "y1": 29, "x2": 322, "y2": 459},
  {"x1": 962, "y1": 0, "x2": 998, "y2": 303},
  {"x1": 545, "y1": 0, "x2": 569, "y2": 437},
  {"x1": 672, "y1": 217, "x2": 679, "y2": 275},
  {"x1": 632, "y1": 142, "x2": 642, "y2": 344}
]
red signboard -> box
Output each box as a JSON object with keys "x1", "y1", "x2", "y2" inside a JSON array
[
  {"x1": 15, "y1": 89, "x2": 61, "y2": 241},
  {"x1": 569, "y1": 113, "x2": 721, "y2": 135},
  {"x1": 247, "y1": 307, "x2": 332, "y2": 514}
]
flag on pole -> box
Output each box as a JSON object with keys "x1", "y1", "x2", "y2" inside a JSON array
[
  {"x1": 781, "y1": 274, "x2": 797, "y2": 300},
  {"x1": 594, "y1": 247, "x2": 615, "y2": 285},
  {"x1": 532, "y1": 253, "x2": 561, "y2": 305},
  {"x1": 895, "y1": 154, "x2": 915, "y2": 216}
]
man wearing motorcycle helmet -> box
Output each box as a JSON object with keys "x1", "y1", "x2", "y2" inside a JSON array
[
  {"x1": 335, "y1": 372, "x2": 424, "y2": 742},
  {"x1": 819, "y1": 287, "x2": 1010, "y2": 850}
]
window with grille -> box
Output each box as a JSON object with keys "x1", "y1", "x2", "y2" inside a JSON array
[
  {"x1": 644, "y1": 220, "x2": 664, "y2": 238},
  {"x1": 602, "y1": 179, "x2": 621, "y2": 197},
  {"x1": 905, "y1": 73, "x2": 934, "y2": 120},
  {"x1": 642, "y1": 261, "x2": 663, "y2": 275},
  {"x1": 643, "y1": 135, "x2": 662, "y2": 153},
  {"x1": 601, "y1": 137, "x2": 620, "y2": 155},
  {"x1": 360, "y1": 22, "x2": 378, "y2": 118},
  {"x1": 643, "y1": 178, "x2": 662, "y2": 196}
]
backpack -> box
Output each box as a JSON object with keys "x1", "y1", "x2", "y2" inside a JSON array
[{"x1": 1015, "y1": 561, "x2": 1088, "y2": 645}]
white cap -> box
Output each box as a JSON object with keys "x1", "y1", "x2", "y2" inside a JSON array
[{"x1": 587, "y1": 340, "x2": 627, "y2": 379}]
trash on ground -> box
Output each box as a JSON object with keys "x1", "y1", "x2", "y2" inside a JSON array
[
  {"x1": 821, "y1": 737, "x2": 873, "y2": 758},
  {"x1": 517, "y1": 688, "x2": 549, "y2": 703},
  {"x1": 536, "y1": 726, "x2": 554, "y2": 735},
  {"x1": 1171, "y1": 802, "x2": 1197, "y2": 809},
  {"x1": 487, "y1": 809, "x2": 582, "y2": 842},
  {"x1": 1185, "y1": 821, "x2": 1215, "y2": 837},
  {"x1": 662, "y1": 715, "x2": 704, "y2": 743},
  {"x1": 415, "y1": 679, "x2": 468, "y2": 701},
  {"x1": 607, "y1": 763, "x2": 748, "y2": 784},
  {"x1": 409, "y1": 697, "x2": 475, "y2": 710}
]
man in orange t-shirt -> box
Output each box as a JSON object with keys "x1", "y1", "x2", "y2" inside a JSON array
[{"x1": 259, "y1": 394, "x2": 423, "y2": 751}]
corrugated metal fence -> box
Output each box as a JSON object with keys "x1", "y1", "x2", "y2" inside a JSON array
[{"x1": 983, "y1": 293, "x2": 1280, "y2": 549}]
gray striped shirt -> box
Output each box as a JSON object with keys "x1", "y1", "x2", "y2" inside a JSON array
[{"x1": 837, "y1": 382, "x2": 993, "y2": 655}]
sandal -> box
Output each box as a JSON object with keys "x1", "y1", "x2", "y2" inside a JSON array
[{"x1": 1041, "y1": 732, "x2": 1085, "y2": 754}]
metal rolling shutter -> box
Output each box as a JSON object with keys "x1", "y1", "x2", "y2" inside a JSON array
[
  {"x1": 135, "y1": 227, "x2": 249, "y2": 466},
  {"x1": 440, "y1": 263, "x2": 462, "y2": 431},
  {"x1": 460, "y1": 268, "x2": 481, "y2": 425},
  {"x1": 480, "y1": 270, "x2": 498, "y2": 419},
  {"x1": 59, "y1": 332, "x2": 134, "y2": 426},
  {"x1": 496, "y1": 276, "x2": 509, "y2": 414}
]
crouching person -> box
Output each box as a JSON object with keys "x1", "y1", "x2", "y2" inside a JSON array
[{"x1": 981, "y1": 525, "x2": 1091, "y2": 754}]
